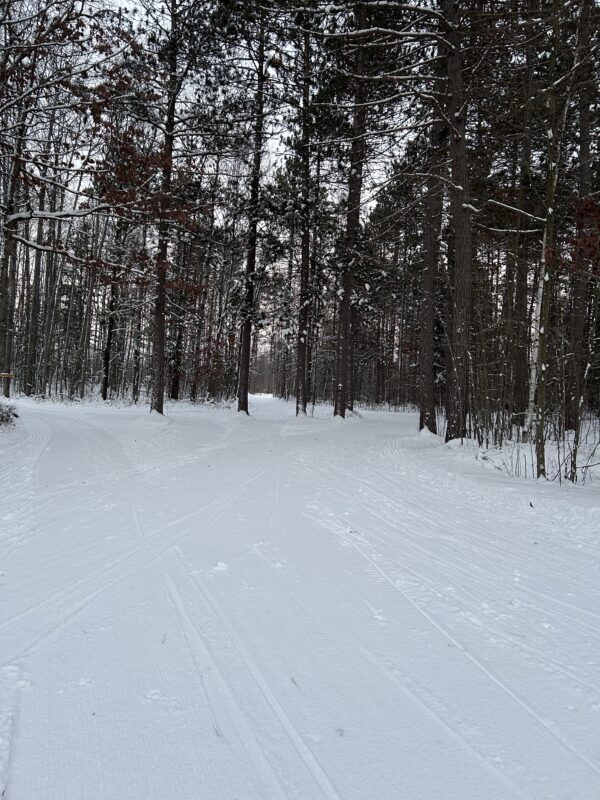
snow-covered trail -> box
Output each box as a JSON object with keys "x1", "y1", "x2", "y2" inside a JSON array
[{"x1": 1, "y1": 395, "x2": 599, "y2": 799}]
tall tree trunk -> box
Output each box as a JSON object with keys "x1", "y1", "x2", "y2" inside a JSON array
[
  {"x1": 567, "y1": 1, "x2": 592, "y2": 480},
  {"x1": 24, "y1": 197, "x2": 45, "y2": 396},
  {"x1": 419, "y1": 119, "x2": 445, "y2": 432},
  {"x1": 238, "y1": 11, "x2": 265, "y2": 414},
  {"x1": 73, "y1": 267, "x2": 94, "y2": 399},
  {"x1": 132, "y1": 286, "x2": 143, "y2": 403},
  {"x1": 507, "y1": 0, "x2": 536, "y2": 430},
  {"x1": 443, "y1": 0, "x2": 472, "y2": 442},
  {"x1": 151, "y1": 9, "x2": 178, "y2": 414},
  {"x1": 170, "y1": 323, "x2": 184, "y2": 400},
  {"x1": 190, "y1": 159, "x2": 219, "y2": 402},
  {"x1": 334, "y1": 13, "x2": 367, "y2": 418},
  {"x1": 101, "y1": 218, "x2": 126, "y2": 401},
  {"x1": 0, "y1": 108, "x2": 26, "y2": 397},
  {"x1": 566, "y1": 4, "x2": 591, "y2": 434},
  {"x1": 296, "y1": 22, "x2": 311, "y2": 416},
  {"x1": 101, "y1": 267, "x2": 118, "y2": 401},
  {"x1": 526, "y1": 0, "x2": 579, "y2": 476}
]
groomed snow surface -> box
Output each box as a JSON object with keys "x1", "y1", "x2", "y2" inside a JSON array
[{"x1": 1, "y1": 394, "x2": 599, "y2": 800}]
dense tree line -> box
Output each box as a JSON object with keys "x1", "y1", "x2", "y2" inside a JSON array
[{"x1": 1, "y1": 0, "x2": 599, "y2": 479}]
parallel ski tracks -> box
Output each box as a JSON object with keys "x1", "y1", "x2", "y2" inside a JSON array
[
  {"x1": 306, "y1": 455, "x2": 600, "y2": 638},
  {"x1": 0, "y1": 465, "x2": 270, "y2": 667},
  {"x1": 1, "y1": 433, "x2": 246, "y2": 563},
  {"x1": 169, "y1": 546, "x2": 343, "y2": 800},
  {"x1": 306, "y1": 497, "x2": 600, "y2": 782},
  {"x1": 356, "y1": 645, "x2": 536, "y2": 800},
  {"x1": 332, "y1": 482, "x2": 600, "y2": 638},
  {"x1": 4, "y1": 403, "x2": 600, "y2": 799}
]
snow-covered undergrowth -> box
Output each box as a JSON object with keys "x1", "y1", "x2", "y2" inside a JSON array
[
  {"x1": 1, "y1": 395, "x2": 599, "y2": 799},
  {"x1": 0, "y1": 401, "x2": 17, "y2": 427},
  {"x1": 445, "y1": 428, "x2": 600, "y2": 485},
  {"x1": 353, "y1": 402, "x2": 600, "y2": 484}
]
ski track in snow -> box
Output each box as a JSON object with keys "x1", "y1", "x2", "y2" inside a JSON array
[
  {"x1": 164, "y1": 570, "x2": 292, "y2": 800},
  {"x1": 0, "y1": 665, "x2": 21, "y2": 798},
  {"x1": 171, "y1": 545, "x2": 343, "y2": 800},
  {"x1": 326, "y1": 513, "x2": 599, "y2": 778},
  {"x1": 1, "y1": 395, "x2": 599, "y2": 799}
]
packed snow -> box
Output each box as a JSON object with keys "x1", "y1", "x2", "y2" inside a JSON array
[{"x1": 1, "y1": 394, "x2": 599, "y2": 799}]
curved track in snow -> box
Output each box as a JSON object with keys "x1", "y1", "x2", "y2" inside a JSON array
[{"x1": 1, "y1": 395, "x2": 599, "y2": 799}]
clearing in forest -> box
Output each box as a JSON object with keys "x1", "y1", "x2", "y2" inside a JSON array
[{"x1": 1, "y1": 395, "x2": 599, "y2": 799}]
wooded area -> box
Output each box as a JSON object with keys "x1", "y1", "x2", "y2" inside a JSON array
[{"x1": 1, "y1": 0, "x2": 599, "y2": 479}]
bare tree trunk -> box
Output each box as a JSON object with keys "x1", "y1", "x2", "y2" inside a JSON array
[
  {"x1": 566, "y1": 5, "x2": 591, "y2": 434},
  {"x1": 443, "y1": 0, "x2": 472, "y2": 442},
  {"x1": 238, "y1": 10, "x2": 265, "y2": 414},
  {"x1": 296, "y1": 22, "x2": 311, "y2": 416},
  {"x1": 170, "y1": 323, "x2": 183, "y2": 400},
  {"x1": 334, "y1": 13, "x2": 367, "y2": 418},
  {"x1": 190, "y1": 159, "x2": 219, "y2": 402},
  {"x1": 101, "y1": 267, "x2": 118, "y2": 401},
  {"x1": 511, "y1": 0, "x2": 536, "y2": 429},
  {"x1": 567, "y1": 1, "x2": 593, "y2": 480},
  {"x1": 151, "y1": 5, "x2": 179, "y2": 414},
  {"x1": 526, "y1": 0, "x2": 582, "y2": 476},
  {"x1": 73, "y1": 267, "x2": 94, "y2": 399},
  {"x1": 24, "y1": 202, "x2": 45, "y2": 396},
  {"x1": 132, "y1": 286, "x2": 143, "y2": 403},
  {"x1": 0, "y1": 107, "x2": 26, "y2": 397},
  {"x1": 419, "y1": 119, "x2": 445, "y2": 432}
]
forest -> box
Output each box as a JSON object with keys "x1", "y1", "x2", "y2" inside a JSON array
[
  {"x1": 3, "y1": 4, "x2": 600, "y2": 796},
  {"x1": 1, "y1": 0, "x2": 599, "y2": 480}
]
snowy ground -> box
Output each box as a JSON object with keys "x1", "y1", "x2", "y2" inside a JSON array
[{"x1": 1, "y1": 394, "x2": 599, "y2": 800}]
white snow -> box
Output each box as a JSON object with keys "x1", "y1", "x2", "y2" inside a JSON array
[{"x1": 1, "y1": 394, "x2": 599, "y2": 799}]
